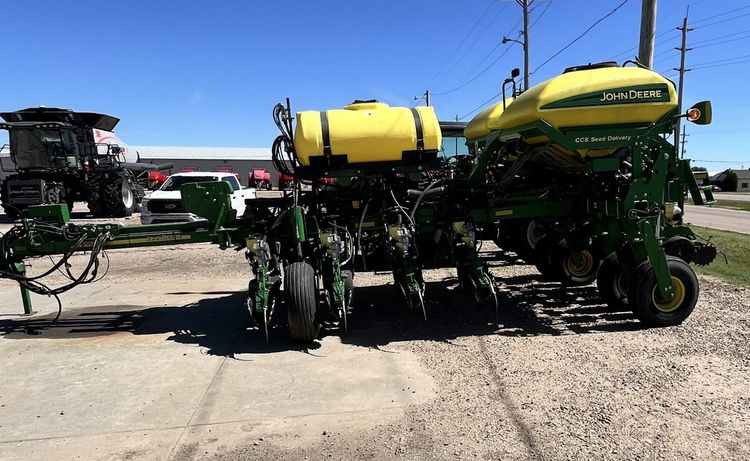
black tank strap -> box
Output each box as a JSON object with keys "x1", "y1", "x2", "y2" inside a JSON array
[
  {"x1": 320, "y1": 111, "x2": 332, "y2": 156},
  {"x1": 410, "y1": 108, "x2": 425, "y2": 151}
]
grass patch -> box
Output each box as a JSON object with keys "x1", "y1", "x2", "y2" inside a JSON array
[
  {"x1": 688, "y1": 199, "x2": 750, "y2": 212},
  {"x1": 691, "y1": 225, "x2": 750, "y2": 287}
]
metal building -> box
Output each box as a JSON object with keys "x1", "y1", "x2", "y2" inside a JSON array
[{"x1": 132, "y1": 146, "x2": 274, "y2": 187}]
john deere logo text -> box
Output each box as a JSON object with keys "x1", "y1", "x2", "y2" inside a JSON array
[{"x1": 600, "y1": 89, "x2": 663, "y2": 102}]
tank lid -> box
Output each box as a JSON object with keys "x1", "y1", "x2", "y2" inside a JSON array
[
  {"x1": 345, "y1": 100, "x2": 389, "y2": 111},
  {"x1": 563, "y1": 61, "x2": 619, "y2": 74}
]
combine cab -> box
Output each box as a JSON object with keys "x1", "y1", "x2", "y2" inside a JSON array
[{"x1": 0, "y1": 107, "x2": 162, "y2": 218}]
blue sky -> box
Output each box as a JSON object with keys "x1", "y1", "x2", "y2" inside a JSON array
[{"x1": 1, "y1": 0, "x2": 748, "y2": 170}]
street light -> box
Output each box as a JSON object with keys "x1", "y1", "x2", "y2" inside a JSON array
[
  {"x1": 501, "y1": 36, "x2": 528, "y2": 91},
  {"x1": 501, "y1": 36, "x2": 524, "y2": 46}
]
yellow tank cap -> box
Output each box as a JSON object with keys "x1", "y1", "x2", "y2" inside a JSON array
[{"x1": 344, "y1": 100, "x2": 390, "y2": 111}]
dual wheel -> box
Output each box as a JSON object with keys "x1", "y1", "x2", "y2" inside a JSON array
[
  {"x1": 88, "y1": 172, "x2": 140, "y2": 218},
  {"x1": 597, "y1": 254, "x2": 699, "y2": 327},
  {"x1": 283, "y1": 262, "x2": 353, "y2": 342}
]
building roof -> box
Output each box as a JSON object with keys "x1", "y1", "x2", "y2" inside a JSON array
[
  {"x1": 132, "y1": 145, "x2": 271, "y2": 161},
  {"x1": 734, "y1": 169, "x2": 750, "y2": 180}
]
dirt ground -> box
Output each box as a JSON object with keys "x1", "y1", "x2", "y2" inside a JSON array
[{"x1": 0, "y1": 238, "x2": 748, "y2": 460}]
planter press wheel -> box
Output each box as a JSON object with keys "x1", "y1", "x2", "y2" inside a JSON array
[
  {"x1": 247, "y1": 276, "x2": 281, "y2": 343},
  {"x1": 285, "y1": 262, "x2": 320, "y2": 342},
  {"x1": 596, "y1": 253, "x2": 630, "y2": 311},
  {"x1": 631, "y1": 256, "x2": 699, "y2": 327},
  {"x1": 397, "y1": 276, "x2": 426, "y2": 321}
]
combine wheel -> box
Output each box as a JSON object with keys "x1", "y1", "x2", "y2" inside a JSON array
[
  {"x1": 631, "y1": 256, "x2": 699, "y2": 327},
  {"x1": 285, "y1": 262, "x2": 320, "y2": 342},
  {"x1": 101, "y1": 173, "x2": 137, "y2": 217},
  {"x1": 596, "y1": 253, "x2": 630, "y2": 311}
]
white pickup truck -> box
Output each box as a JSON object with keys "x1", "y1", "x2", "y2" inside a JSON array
[{"x1": 140, "y1": 172, "x2": 256, "y2": 224}]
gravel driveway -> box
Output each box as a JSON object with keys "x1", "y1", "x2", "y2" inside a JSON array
[{"x1": 0, "y1": 232, "x2": 748, "y2": 460}]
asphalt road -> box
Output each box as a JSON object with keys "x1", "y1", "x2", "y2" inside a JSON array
[
  {"x1": 714, "y1": 192, "x2": 750, "y2": 202},
  {"x1": 685, "y1": 205, "x2": 750, "y2": 235}
]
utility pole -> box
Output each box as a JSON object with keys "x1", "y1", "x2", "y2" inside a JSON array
[
  {"x1": 674, "y1": 11, "x2": 691, "y2": 158},
  {"x1": 414, "y1": 90, "x2": 430, "y2": 106},
  {"x1": 638, "y1": 0, "x2": 657, "y2": 67},
  {"x1": 680, "y1": 129, "x2": 689, "y2": 158},
  {"x1": 517, "y1": 0, "x2": 531, "y2": 91}
]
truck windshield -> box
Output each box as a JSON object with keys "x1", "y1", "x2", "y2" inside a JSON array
[
  {"x1": 10, "y1": 129, "x2": 77, "y2": 169},
  {"x1": 160, "y1": 176, "x2": 219, "y2": 191}
]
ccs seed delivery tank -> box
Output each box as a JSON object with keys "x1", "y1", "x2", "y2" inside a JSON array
[{"x1": 465, "y1": 66, "x2": 677, "y2": 141}]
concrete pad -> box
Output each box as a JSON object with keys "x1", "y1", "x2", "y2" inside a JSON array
[
  {"x1": 0, "y1": 277, "x2": 436, "y2": 461},
  {"x1": 0, "y1": 427, "x2": 183, "y2": 461}
]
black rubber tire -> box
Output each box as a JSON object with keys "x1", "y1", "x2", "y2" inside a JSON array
[
  {"x1": 631, "y1": 256, "x2": 699, "y2": 327},
  {"x1": 513, "y1": 220, "x2": 544, "y2": 261},
  {"x1": 86, "y1": 173, "x2": 105, "y2": 217},
  {"x1": 101, "y1": 173, "x2": 136, "y2": 218},
  {"x1": 285, "y1": 262, "x2": 320, "y2": 342},
  {"x1": 533, "y1": 237, "x2": 560, "y2": 278},
  {"x1": 342, "y1": 270, "x2": 354, "y2": 307},
  {"x1": 596, "y1": 253, "x2": 630, "y2": 311},
  {"x1": 554, "y1": 245, "x2": 600, "y2": 286}
]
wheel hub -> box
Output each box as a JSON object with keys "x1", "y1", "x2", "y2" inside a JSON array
[
  {"x1": 652, "y1": 276, "x2": 686, "y2": 313},
  {"x1": 567, "y1": 250, "x2": 594, "y2": 277},
  {"x1": 121, "y1": 181, "x2": 134, "y2": 209}
]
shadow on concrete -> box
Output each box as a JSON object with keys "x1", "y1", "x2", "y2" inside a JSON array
[{"x1": 0, "y1": 272, "x2": 642, "y2": 355}]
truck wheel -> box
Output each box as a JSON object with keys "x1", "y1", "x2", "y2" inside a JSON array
[
  {"x1": 596, "y1": 253, "x2": 630, "y2": 311},
  {"x1": 101, "y1": 174, "x2": 136, "y2": 217},
  {"x1": 631, "y1": 256, "x2": 699, "y2": 327},
  {"x1": 285, "y1": 262, "x2": 320, "y2": 342}
]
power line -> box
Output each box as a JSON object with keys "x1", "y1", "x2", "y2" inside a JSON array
[
  {"x1": 692, "y1": 33, "x2": 750, "y2": 50},
  {"x1": 530, "y1": 0, "x2": 553, "y2": 27},
  {"x1": 432, "y1": 13, "x2": 525, "y2": 99},
  {"x1": 691, "y1": 5, "x2": 750, "y2": 25},
  {"x1": 691, "y1": 58, "x2": 750, "y2": 71},
  {"x1": 460, "y1": 90, "x2": 503, "y2": 120},
  {"x1": 693, "y1": 11, "x2": 750, "y2": 30},
  {"x1": 444, "y1": 16, "x2": 524, "y2": 92},
  {"x1": 433, "y1": 2, "x2": 511, "y2": 91},
  {"x1": 610, "y1": 27, "x2": 678, "y2": 61},
  {"x1": 610, "y1": 3, "x2": 750, "y2": 62},
  {"x1": 431, "y1": 45, "x2": 517, "y2": 97},
  {"x1": 534, "y1": 0, "x2": 630, "y2": 74},
  {"x1": 425, "y1": 0, "x2": 496, "y2": 89},
  {"x1": 690, "y1": 28, "x2": 750, "y2": 47},
  {"x1": 690, "y1": 53, "x2": 750, "y2": 68}
]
